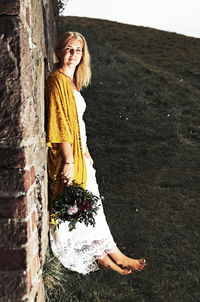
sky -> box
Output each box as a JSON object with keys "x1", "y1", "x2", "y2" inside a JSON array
[{"x1": 63, "y1": 0, "x2": 200, "y2": 39}]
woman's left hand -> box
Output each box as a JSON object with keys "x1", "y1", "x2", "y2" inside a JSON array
[
  {"x1": 84, "y1": 146, "x2": 94, "y2": 166},
  {"x1": 88, "y1": 156, "x2": 94, "y2": 166}
]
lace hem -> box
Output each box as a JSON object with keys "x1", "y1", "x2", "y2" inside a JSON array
[{"x1": 50, "y1": 230, "x2": 116, "y2": 275}]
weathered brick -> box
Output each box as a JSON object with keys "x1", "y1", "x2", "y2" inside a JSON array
[
  {"x1": 0, "y1": 0, "x2": 20, "y2": 15},
  {"x1": 30, "y1": 165, "x2": 35, "y2": 185},
  {"x1": 0, "y1": 147, "x2": 26, "y2": 169},
  {"x1": 0, "y1": 221, "x2": 29, "y2": 247},
  {"x1": 28, "y1": 286, "x2": 37, "y2": 302},
  {"x1": 31, "y1": 210, "x2": 37, "y2": 232},
  {"x1": 25, "y1": 7, "x2": 30, "y2": 26},
  {"x1": 27, "y1": 270, "x2": 32, "y2": 293},
  {"x1": 0, "y1": 273, "x2": 27, "y2": 299},
  {"x1": 27, "y1": 219, "x2": 31, "y2": 238},
  {"x1": 37, "y1": 210, "x2": 49, "y2": 266},
  {"x1": 20, "y1": 25, "x2": 37, "y2": 140},
  {"x1": 30, "y1": 254, "x2": 40, "y2": 282},
  {"x1": 20, "y1": 97, "x2": 38, "y2": 139},
  {"x1": 24, "y1": 145, "x2": 35, "y2": 167},
  {"x1": 27, "y1": 233, "x2": 39, "y2": 262},
  {"x1": 0, "y1": 16, "x2": 22, "y2": 146},
  {"x1": 24, "y1": 170, "x2": 31, "y2": 192},
  {"x1": 36, "y1": 275, "x2": 45, "y2": 302},
  {"x1": 0, "y1": 1, "x2": 56, "y2": 301},
  {"x1": 0, "y1": 168, "x2": 31, "y2": 194},
  {"x1": 0, "y1": 195, "x2": 27, "y2": 219},
  {"x1": 0, "y1": 248, "x2": 26, "y2": 270}
]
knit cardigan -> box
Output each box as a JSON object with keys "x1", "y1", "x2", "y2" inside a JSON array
[{"x1": 45, "y1": 70, "x2": 87, "y2": 222}]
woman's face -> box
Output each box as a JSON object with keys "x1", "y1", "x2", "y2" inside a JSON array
[{"x1": 58, "y1": 38, "x2": 83, "y2": 68}]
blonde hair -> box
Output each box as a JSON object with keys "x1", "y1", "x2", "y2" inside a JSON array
[{"x1": 55, "y1": 31, "x2": 91, "y2": 91}]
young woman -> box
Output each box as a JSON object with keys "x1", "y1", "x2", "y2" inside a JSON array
[{"x1": 45, "y1": 32, "x2": 146, "y2": 275}]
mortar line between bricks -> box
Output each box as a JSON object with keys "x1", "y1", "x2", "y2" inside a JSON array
[
  {"x1": 0, "y1": 217, "x2": 28, "y2": 223},
  {"x1": 0, "y1": 166, "x2": 31, "y2": 172},
  {"x1": 0, "y1": 13, "x2": 19, "y2": 17},
  {"x1": 0, "y1": 178, "x2": 36, "y2": 198},
  {"x1": 0, "y1": 209, "x2": 34, "y2": 223},
  {"x1": 0, "y1": 270, "x2": 25, "y2": 276},
  {"x1": 0, "y1": 215, "x2": 37, "y2": 226},
  {"x1": 0, "y1": 165, "x2": 22, "y2": 171},
  {"x1": 0, "y1": 191, "x2": 26, "y2": 198},
  {"x1": 0, "y1": 187, "x2": 39, "y2": 225},
  {"x1": 0, "y1": 227, "x2": 38, "y2": 250}
]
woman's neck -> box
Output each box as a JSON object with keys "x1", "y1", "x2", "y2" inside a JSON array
[
  {"x1": 58, "y1": 66, "x2": 75, "y2": 81},
  {"x1": 58, "y1": 66, "x2": 78, "y2": 91}
]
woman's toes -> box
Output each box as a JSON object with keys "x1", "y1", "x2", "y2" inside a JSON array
[
  {"x1": 121, "y1": 269, "x2": 132, "y2": 275},
  {"x1": 139, "y1": 258, "x2": 146, "y2": 264},
  {"x1": 139, "y1": 259, "x2": 147, "y2": 268}
]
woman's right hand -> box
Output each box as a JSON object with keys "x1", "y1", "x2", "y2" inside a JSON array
[
  {"x1": 60, "y1": 163, "x2": 74, "y2": 186},
  {"x1": 59, "y1": 142, "x2": 74, "y2": 186}
]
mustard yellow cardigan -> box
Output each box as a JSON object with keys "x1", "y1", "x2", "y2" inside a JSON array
[{"x1": 45, "y1": 70, "x2": 87, "y2": 222}]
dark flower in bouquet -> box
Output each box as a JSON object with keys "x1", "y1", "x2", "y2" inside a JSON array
[{"x1": 52, "y1": 183, "x2": 100, "y2": 231}]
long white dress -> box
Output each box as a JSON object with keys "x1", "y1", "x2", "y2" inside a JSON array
[{"x1": 50, "y1": 90, "x2": 116, "y2": 274}]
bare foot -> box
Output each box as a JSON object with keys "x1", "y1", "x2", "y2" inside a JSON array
[
  {"x1": 98, "y1": 255, "x2": 132, "y2": 275},
  {"x1": 117, "y1": 257, "x2": 146, "y2": 271},
  {"x1": 109, "y1": 247, "x2": 147, "y2": 272}
]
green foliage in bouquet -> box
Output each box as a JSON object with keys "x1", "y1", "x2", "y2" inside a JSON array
[{"x1": 52, "y1": 183, "x2": 100, "y2": 231}]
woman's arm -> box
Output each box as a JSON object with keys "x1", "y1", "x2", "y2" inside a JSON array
[
  {"x1": 60, "y1": 142, "x2": 74, "y2": 185},
  {"x1": 84, "y1": 145, "x2": 94, "y2": 166}
]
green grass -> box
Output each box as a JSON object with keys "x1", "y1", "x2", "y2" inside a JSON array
[{"x1": 43, "y1": 17, "x2": 200, "y2": 302}]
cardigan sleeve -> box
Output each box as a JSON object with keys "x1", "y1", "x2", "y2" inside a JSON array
[{"x1": 45, "y1": 76, "x2": 73, "y2": 146}]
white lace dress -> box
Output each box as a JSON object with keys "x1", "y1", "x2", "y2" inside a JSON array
[{"x1": 50, "y1": 90, "x2": 116, "y2": 274}]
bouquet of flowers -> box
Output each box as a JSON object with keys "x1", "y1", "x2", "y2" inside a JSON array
[{"x1": 52, "y1": 183, "x2": 100, "y2": 231}]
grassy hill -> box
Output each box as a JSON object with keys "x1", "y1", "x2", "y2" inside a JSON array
[{"x1": 44, "y1": 17, "x2": 200, "y2": 302}]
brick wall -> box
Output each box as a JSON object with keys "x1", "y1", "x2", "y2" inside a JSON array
[{"x1": 0, "y1": 1, "x2": 56, "y2": 301}]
